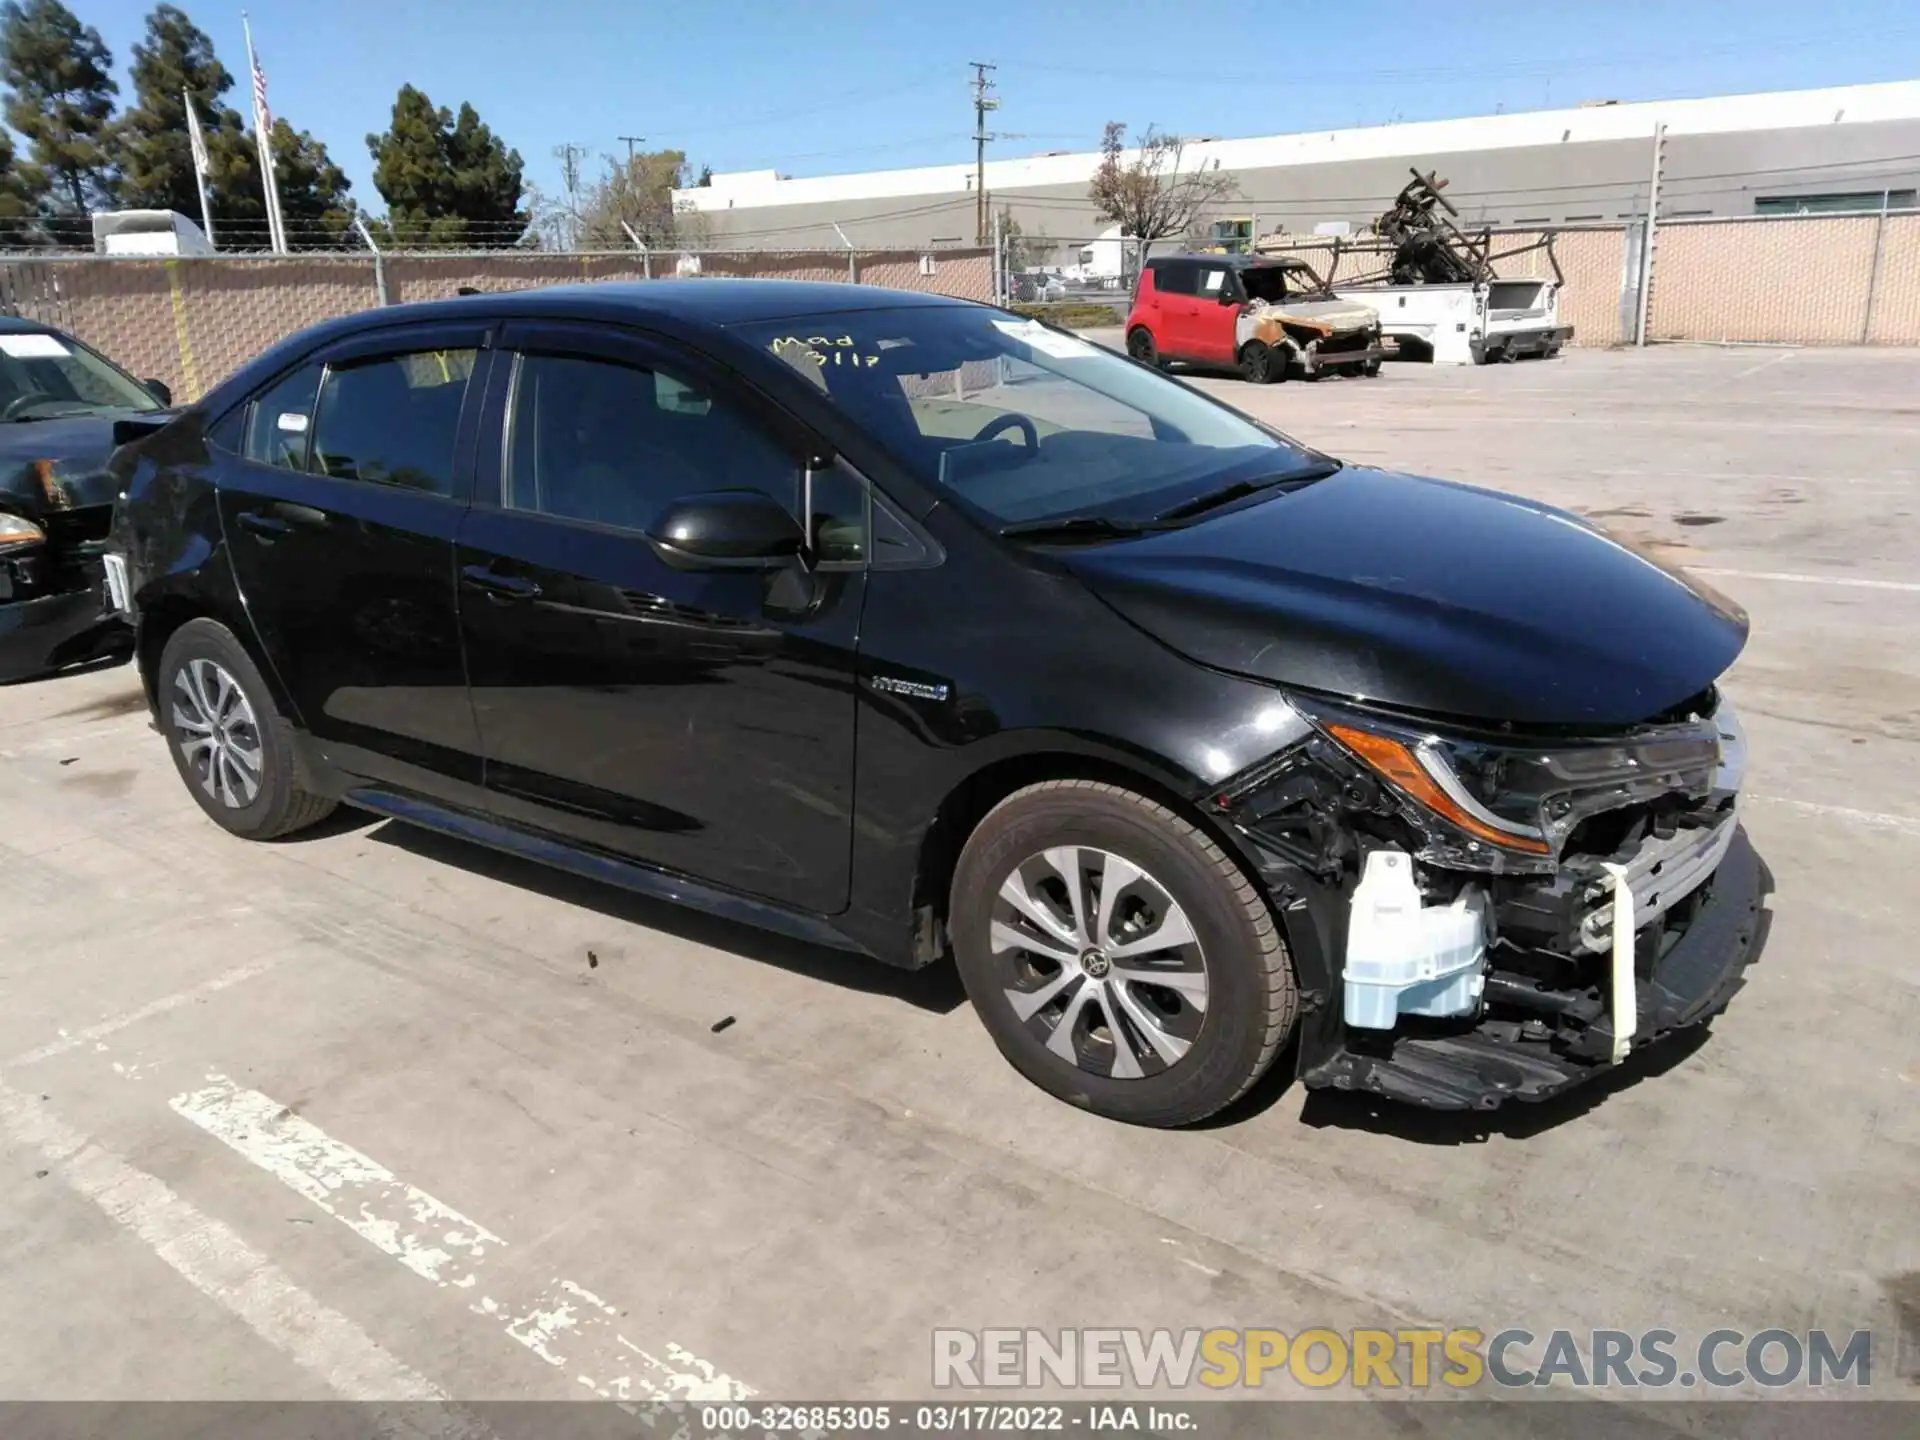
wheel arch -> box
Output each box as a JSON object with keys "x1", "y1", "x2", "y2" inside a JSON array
[
  {"x1": 137, "y1": 588, "x2": 293, "y2": 724},
  {"x1": 908, "y1": 741, "x2": 1267, "y2": 964}
]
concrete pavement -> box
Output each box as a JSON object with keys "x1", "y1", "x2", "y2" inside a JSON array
[{"x1": 0, "y1": 345, "x2": 1914, "y2": 1413}]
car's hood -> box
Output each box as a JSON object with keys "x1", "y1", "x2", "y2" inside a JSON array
[
  {"x1": 0, "y1": 411, "x2": 150, "y2": 515},
  {"x1": 1062, "y1": 466, "x2": 1749, "y2": 728},
  {"x1": 1249, "y1": 297, "x2": 1380, "y2": 332}
]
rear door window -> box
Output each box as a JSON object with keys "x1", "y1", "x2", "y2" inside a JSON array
[
  {"x1": 242, "y1": 364, "x2": 322, "y2": 470},
  {"x1": 1152, "y1": 262, "x2": 1198, "y2": 296},
  {"x1": 309, "y1": 350, "x2": 476, "y2": 497}
]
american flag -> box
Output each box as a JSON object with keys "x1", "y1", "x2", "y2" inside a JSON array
[{"x1": 251, "y1": 50, "x2": 273, "y2": 134}]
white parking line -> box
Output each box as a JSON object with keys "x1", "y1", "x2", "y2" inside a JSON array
[
  {"x1": 1691, "y1": 567, "x2": 1920, "y2": 593},
  {"x1": 9, "y1": 958, "x2": 280, "y2": 1068},
  {"x1": 172, "y1": 1075, "x2": 503, "y2": 1289},
  {"x1": 171, "y1": 1074, "x2": 754, "y2": 1403},
  {"x1": 1750, "y1": 795, "x2": 1920, "y2": 837},
  {"x1": 0, "y1": 1075, "x2": 472, "y2": 1424}
]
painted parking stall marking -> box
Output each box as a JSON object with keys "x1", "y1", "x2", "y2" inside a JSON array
[{"x1": 172, "y1": 1073, "x2": 754, "y2": 1402}]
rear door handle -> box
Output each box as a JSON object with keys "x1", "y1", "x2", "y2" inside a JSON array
[
  {"x1": 236, "y1": 510, "x2": 293, "y2": 538},
  {"x1": 460, "y1": 565, "x2": 542, "y2": 601}
]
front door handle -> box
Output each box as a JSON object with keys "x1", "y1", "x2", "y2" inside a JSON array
[
  {"x1": 460, "y1": 565, "x2": 542, "y2": 602},
  {"x1": 236, "y1": 510, "x2": 293, "y2": 538}
]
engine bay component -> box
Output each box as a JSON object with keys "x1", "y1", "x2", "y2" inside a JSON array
[{"x1": 1343, "y1": 849, "x2": 1489, "y2": 1029}]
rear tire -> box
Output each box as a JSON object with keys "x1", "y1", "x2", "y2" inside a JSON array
[
  {"x1": 158, "y1": 618, "x2": 336, "y2": 841},
  {"x1": 951, "y1": 780, "x2": 1297, "y2": 1127},
  {"x1": 1126, "y1": 327, "x2": 1164, "y2": 369}
]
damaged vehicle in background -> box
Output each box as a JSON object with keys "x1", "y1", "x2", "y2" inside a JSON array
[
  {"x1": 0, "y1": 317, "x2": 171, "y2": 682},
  {"x1": 105, "y1": 281, "x2": 1759, "y2": 1127},
  {"x1": 1125, "y1": 254, "x2": 1385, "y2": 383}
]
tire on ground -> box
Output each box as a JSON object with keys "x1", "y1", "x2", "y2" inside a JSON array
[
  {"x1": 950, "y1": 779, "x2": 1298, "y2": 1127},
  {"x1": 157, "y1": 617, "x2": 337, "y2": 841}
]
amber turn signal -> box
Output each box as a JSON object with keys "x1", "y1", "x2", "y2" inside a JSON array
[{"x1": 1328, "y1": 724, "x2": 1553, "y2": 855}]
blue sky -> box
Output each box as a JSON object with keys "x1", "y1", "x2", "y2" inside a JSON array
[{"x1": 66, "y1": 0, "x2": 1920, "y2": 214}]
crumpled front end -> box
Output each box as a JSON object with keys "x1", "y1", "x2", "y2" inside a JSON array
[
  {"x1": 1235, "y1": 299, "x2": 1385, "y2": 374},
  {"x1": 1215, "y1": 692, "x2": 1763, "y2": 1109},
  {"x1": 0, "y1": 456, "x2": 132, "y2": 682}
]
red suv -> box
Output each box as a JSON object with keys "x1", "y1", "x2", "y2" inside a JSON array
[{"x1": 1125, "y1": 254, "x2": 1385, "y2": 384}]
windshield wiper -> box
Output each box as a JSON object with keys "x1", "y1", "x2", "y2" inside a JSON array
[
  {"x1": 1153, "y1": 461, "x2": 1343, "y2": 524},
  {"x1": 998, "y1": 514, "x2": 1152, "y2": 542}
]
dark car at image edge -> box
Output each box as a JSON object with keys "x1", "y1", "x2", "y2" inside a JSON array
[
  {"x1": 104, "y1": 280, "x2": 1763, "y2": 1127},
  {"x1": 0, "y1": 316, "x2": 173, "y2": 683}
]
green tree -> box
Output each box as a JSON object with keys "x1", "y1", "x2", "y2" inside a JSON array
[
  {"x1": 107, "y1": 4, "x2": 236, "y2": 220},
  {"x1": 367, "y1": 84, "x2": 525, "y2": 247},
  {"x1": 0, "y1": 127, "x2": 44, "y2": 243},
  {"x1": 0, "y1": 0, "x2": 118, "y2": 214},
  {"x1": 206, "y1": 118, "x2": 354, "y2": 249}
]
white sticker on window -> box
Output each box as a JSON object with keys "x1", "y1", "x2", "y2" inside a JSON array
[
  {"x1": 0, "y1": 333, "x2": 71, "y2": 359},
  {"x1": 990, "y1": 319, "x2": 1098, "y2": 360},
  {"x1": 1201, "y1": 270, "x2": 1226, "y2": 293},
  {"x1": 275, "y1": 411, "x2": 309, "y2": 433}
]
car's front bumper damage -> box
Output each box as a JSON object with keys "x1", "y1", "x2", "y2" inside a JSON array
[
  {"x1": 1218, "y1": 697, "x2": 1762, "y2": 1111},
  {"x1": 0, "y1": 505, "x2": 132, "y2": 683}
]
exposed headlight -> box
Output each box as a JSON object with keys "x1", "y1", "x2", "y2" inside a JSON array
[
  {"x1": 0, "y1": 511, "x2": 45, "y2": 554},
  {"x1": 1300, "y1": 698, "x2": 1725, "y2": 871}
]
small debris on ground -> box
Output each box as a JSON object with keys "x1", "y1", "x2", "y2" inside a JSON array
[
  {"x1": 58, "y1": 757, "x2": 76, "y2": 766},
  {"x1": 586, "y1": 949, "x2": 599, "y2": 969},
  {"x1": 711, "y1": 1016, "x2": 737, "y2": 1034}
]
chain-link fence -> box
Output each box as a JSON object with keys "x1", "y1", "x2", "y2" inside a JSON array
[{"x1": 0, "y1": 246, "x2": 996, "y2": 402}]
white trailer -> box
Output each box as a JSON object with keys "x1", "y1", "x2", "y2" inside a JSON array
[{"x1": 1333, "y1": 276, "x2": 1573, "y2": 365}]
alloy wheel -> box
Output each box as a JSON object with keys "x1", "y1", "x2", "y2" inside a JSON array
[
  {"x1": 992, "y1": 846, "x2": 1209, "y2": 1080},
  {"x1": 172, "y1": 657, "x2": 263, "y2": 809}
]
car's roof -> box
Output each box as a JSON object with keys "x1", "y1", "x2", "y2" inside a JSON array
[
  {"x1": 0, "y1": 315, "x2": 58, "y2": 334},
  {"x1": 354, "y1": 279, "x2": 976, "y2": 333}
]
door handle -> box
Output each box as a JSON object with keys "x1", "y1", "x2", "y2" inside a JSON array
[
  {"x1": 236, "y1": 510, "x2": 293, "y2": 538},
  {"x1": 460, "y1": 565, "x2": 542, "y2": 602}
]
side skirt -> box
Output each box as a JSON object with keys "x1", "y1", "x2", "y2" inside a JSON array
[{"x1": 342, "y1": 785, "x2": 875, "y2": 959}]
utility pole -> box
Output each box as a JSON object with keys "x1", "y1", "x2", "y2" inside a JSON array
[
  {"x1": 1634, "y1": 122, "x2": 1666, "y2": 347},
  {"x1": 970, "y1": 61, "x2": 998, "y2": 244},
  {"x1": 619, "y1": 135, "x2": 646, "y2": 167}
]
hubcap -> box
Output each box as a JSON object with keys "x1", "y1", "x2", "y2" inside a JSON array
[
  {"x1": 172, "y1": 657, "x2": 262, "y2": 809},
  {"x1": 992, "y1": 846, "x2": 1209, "y2": 1080}
]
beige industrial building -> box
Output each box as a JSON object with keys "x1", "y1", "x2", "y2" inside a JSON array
[{"x1": 671, "y1": 80, "x2": 1920, "y2": 252}]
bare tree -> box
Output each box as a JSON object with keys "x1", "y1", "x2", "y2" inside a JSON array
[{"x1": 1087, "y1": 122, "x2": 1237, "y2": 274}]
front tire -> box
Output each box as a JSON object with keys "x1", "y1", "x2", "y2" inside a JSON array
[
  {"x1": 951, "y1": 780, "x2": 1297, "y2": 1127},
  {"x1": 1238, "y1": 340, "x2": 1280, "y2": 385},
  {"x1": 158, "y1": 618, "x2": 337, "y2": 840}
]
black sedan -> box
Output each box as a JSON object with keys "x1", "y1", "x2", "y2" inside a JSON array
[
  {"x1": 0, "y1": 316, "x2": 172, "y2": 682},
  {"x1": 104, "y1": 281, "x2": 1761, "y2": 1126}
]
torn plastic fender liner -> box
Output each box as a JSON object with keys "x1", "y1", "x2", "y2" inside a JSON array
[{"x1": 1343, "y1": 849, "x2": 1488, "y2": 1028}]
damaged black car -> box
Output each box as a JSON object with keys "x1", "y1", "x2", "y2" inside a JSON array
[
  {"x1": 0, "y1": 317, "x2": 170, "y2": 683},
  {"x1": 105, "y1": 282, "x2": 1761, "y2": 1127}
]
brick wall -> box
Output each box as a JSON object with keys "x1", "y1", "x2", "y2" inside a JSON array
[{"x1": 0, "y1": 247, "x2": 996, "y2": 401}]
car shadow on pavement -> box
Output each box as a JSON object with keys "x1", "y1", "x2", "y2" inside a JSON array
[{"x1": 363, "y1": 819, "x2": 970, "y2": 1015}]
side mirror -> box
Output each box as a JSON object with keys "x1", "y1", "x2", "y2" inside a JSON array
[
  {"x1": 646, "y1": 489, "x2": 806, "y2": 571},
  {"x1": 1218, "y1": 290, "x2": 1240, "y2": 305},
  {"x1": 143, "y1": 378, "x2": 173, "y2": 406}
]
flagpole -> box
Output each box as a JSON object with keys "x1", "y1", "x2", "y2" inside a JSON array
[
  {"x1": 243, "y1": 12, "x2": 287, "y2": 253},
  {"x1": 184, "y1": 88, "x2": 217, "y2": 250}
]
